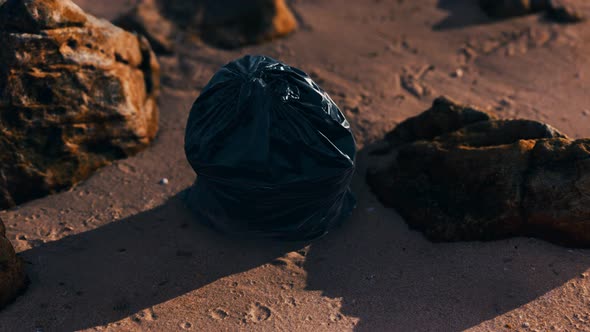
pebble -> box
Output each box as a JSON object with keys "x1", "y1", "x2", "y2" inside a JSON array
[
  {"x1": 523, "y1": 322, "x2": 530, "y2": 328},
  {"x1": 159, "y1": 178, "x2": 169, "y2": 185},
  {"x1": 451, "y1": 68, "x2": 464, "y2": 78}
]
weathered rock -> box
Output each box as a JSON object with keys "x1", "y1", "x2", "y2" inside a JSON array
[
  {"x1": 113, "y1": 0, "x2": 175, "y2": 54},
  {"x1": 367, "y1": 97, "x2": 590, "y2": 247},
  {"x1": 0, "y1": 217, "x2": 27, "y2": 309},
  {"x1": 0, "y1": 0, "x2": 160, "y2": 209},
  {"x1": 115, "y1": 0, "x2": 297, "y2": 51},
  {"x1": 384, "y1": 96, "x2": 497, "y2": 148}
]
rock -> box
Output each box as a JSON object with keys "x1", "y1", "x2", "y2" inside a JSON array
[
  {"x1": 367, "y1": 97, "x2": 590, "y2": 247},
  {"x1": 480, "y1": 0, "x2": 550, "y2": 18},
  {"x1": 383, "y1": 96, "x2": 496, "y2": 148},
  {"x1": 524, "y1": 138, "x2": 590, "y2": 245},
  {"x1": 548, "y1": 0, "x2": 586, "y2": 22},
  {"x1": 0, "y1": 0, "x2": 160, "y2": 209},
  {"x1": 0, "y1": 217, "x2": 27, "y2": 309},
  {"x1": 479, "y1": 0, "x2": 586, "y2": 22},
  {"x1": 113, "y1": 0, "x2": 175, "y2": 54},
  {"x1": 115, "y1": 0, "x2": 297, "y2": 51}
]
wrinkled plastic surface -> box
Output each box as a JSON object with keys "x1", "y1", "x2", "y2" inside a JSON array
[{"x1": 184, "y1": 55, "x2": 356, "y2": 240}]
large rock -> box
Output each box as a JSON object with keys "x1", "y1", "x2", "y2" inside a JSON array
[
  {"x1": 115, "y1": 0, "x2": 298, "y2": 52},
  {"x1": 0, "y1": 217, "x2": 27, "y2": 309},
  {"x1": 367, "y1": 97, "x2": 590, "y2": 247},
  {"x1": 0, "y1": 0, "x2": 159, "y2": 209}
]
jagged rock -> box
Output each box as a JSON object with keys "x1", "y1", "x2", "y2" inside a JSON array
[
  {"x1": 0, "y1": 0, "x2": 160, "y2": 209},
  {"x1": 0, "y1": 217, "x2": 27, "y2": 309},
  {"x1": 115, "y1": 0, "x2": 297, "y2": 51},
  {"x1": 367, "y1": 97, "x2": 590, "y2": 247}
]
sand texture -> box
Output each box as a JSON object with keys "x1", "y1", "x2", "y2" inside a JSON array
[{"x1": 1, "y1": 0, "x2": 590, "y2": 331}]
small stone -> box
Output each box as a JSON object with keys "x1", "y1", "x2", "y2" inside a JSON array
[
  {"x1": 159, "y1": 178, "x2": 169, "y2": 185},
  {"x1": 582, "y1": 110, "x2": 589, "y2": 116},
  {"x1": 581, "y1": 273, "x2": 587, "y2": 278},
  {"x1": 523, "y1": 322, "x2": 531, "y2": 328},
  {"x1": 451, "y1": 68, "x2": 464, "y2": 78}
]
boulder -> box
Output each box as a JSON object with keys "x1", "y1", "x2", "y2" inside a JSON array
[
  {"x1": 367, "y1": 97, "x2": 590, "y2": 247},
  {"x1": 0, "y1": 0, "x2": 160, "y2": 209},
  {"x1": 115, "y1": 0, "x2": 297, "y2": 51},
  {"x1": 0, "y1": 217, "x2": 27, "y2": 309}
]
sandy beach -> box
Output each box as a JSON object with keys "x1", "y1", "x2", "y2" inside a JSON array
[{"x1": 1, "y1": 0, "x2": 590, "y2": 331}]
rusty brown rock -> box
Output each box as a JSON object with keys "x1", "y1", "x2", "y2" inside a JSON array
[
  {"x1": 0, "y1": 0, "x2": 160, "y2": 209},
  {"x1": 367, "y1": 97, "x2": 590, "y2": 247},
  {"x1": 115, "y1": 0, "x2": 298, "y2": 51},
  {"x1": 0, "y1": 217, "x2": 27, "y2": 309}
]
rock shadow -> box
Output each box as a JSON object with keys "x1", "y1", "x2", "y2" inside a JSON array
[{"x1": 304, "y1": 146, "x2": 590, "y2": 331}]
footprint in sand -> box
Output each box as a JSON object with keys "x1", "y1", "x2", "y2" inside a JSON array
[
  {"x1": 180, "y1": 322, "x2": 192, "y2": 330},
  {"x1": 210, "y1": 308, "x2": 229, "y2": 320},
  {"x1": 246, "y1": 303, "x2": 272, "y2": 323}
]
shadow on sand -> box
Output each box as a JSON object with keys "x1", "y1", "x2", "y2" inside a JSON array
[
  {"x1": 1, "y1": 150, "x2": 589, "y2": 331},
  {"x1": 0, "y1": 192, "x2": 303, "y2": 330},
  {"x1": 303, "y1": 147, "x2": 590, "y2": 331},
  {"x1": 433, "y1": 0, "x2": 494, "y2": 31}
]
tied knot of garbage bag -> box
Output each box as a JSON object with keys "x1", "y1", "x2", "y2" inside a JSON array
[{"x1": 184, "y1": 55, "x2": 356, "y2": 240}]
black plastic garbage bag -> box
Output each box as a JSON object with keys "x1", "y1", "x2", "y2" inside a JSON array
[{"x1": 184, "y1": 55, "x2": 356, "y2": 240}]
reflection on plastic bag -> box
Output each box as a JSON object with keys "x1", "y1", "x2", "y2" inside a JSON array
[{"x1": 184, "y1": 55, "x2": 356, "y2": 240}]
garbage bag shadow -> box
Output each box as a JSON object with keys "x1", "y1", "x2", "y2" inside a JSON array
[
  {"x1": 433, "y1": 0, "x2": 494, "y2": 31},
  {"x1": 0, "y1": 191, "x2": 301, "y2": 330}
]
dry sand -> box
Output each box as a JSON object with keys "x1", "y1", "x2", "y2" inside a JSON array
[{"x1": 1, "y1": 0, "x2": 590, "y2": 331}]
